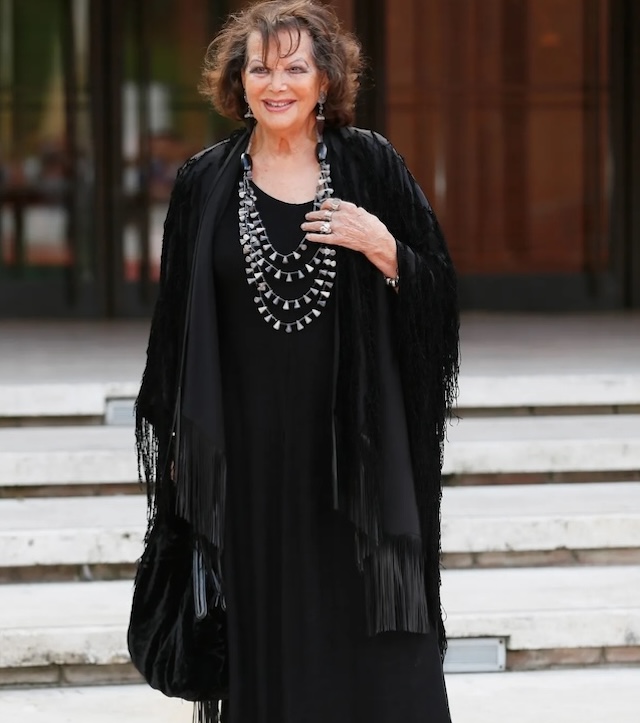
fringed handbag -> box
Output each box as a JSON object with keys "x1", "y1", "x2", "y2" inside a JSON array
[{"x1": 127, "y1": 512, "x2": 228, "y2": 717}]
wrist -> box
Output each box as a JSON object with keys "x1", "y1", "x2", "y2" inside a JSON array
[{"x1": 367, "y1": 229, "x2": 398, "y2": 278}]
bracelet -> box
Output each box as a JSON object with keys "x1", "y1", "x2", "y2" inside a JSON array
[{"x1": 384, "y1": 273, "x2": 399, "y2": 289}]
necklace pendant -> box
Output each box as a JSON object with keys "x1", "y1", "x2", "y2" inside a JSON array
[{"x1": 238, "y1": 153, "x2": 336, "y2": 334}]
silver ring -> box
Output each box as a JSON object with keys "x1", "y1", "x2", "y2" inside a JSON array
[
  {"x1": 329, "y1": 200, "x2": 341, "y2": 211},
  {"x1": 320, "y1": 222, "x2": 332, "y2": 235},
  {"x1": 324, "y1": 210, "x2": 333, "y2": 221}
]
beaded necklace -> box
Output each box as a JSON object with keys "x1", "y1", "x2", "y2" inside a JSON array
[{"x1": 237, "y1": 137, "x2": 337, "y2": 333}]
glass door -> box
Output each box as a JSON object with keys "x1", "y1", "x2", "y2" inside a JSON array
[
  {"x1": 109, "y1": 0, "x2": 237, "y2": 316},
  {"x1": 0, "y1": 0, "x2": 237, "y2": 317},
  {"x1": 0, "y1": 0, "x2": 99, "y2": 316}
]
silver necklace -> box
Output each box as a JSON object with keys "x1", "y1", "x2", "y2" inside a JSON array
[{"x1": 237, "y1": 139, "x2": 337, "y2": 333}]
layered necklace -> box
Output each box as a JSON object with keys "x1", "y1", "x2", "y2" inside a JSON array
[{"x1": 237, "y1": 136, "x2": 337, "y2": 333}]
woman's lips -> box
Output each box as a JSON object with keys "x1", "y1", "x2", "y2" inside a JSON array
[{"x1": 263, "y1": 100, "x2": 295, "y2": 112}]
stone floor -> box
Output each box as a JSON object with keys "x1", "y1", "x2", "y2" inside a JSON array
[
  {"x1": 1, "y1": 312, "x2": 639, "y2": 385},
  {"x1": 0, "y1": 668, "x2": 638, "y2": 723}
]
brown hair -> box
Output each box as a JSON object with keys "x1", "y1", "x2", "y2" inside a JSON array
[{"x1": 199, "y1": 0, "x2": 363, "y2": 127}]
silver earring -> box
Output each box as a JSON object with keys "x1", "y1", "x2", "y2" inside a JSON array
[
  {"x1": 316, "y1": 92, "x2": 326, "y2": 138},
  {"x1": 244, "y1": 92, "x2": 254, "y2": 120}
]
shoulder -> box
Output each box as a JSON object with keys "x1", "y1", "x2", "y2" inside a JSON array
[
  {"x1": 175, "y1": 128, "x2": 247, "y2": 189},
  {"x1": 333, "y1": 126, "x2": 402, "y2": 158},
  {"x1": 330, "y1": 126, "x2": 408, "y2": 179}
]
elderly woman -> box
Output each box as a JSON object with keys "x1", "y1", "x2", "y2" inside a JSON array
[{"x1": 130, "y1": 1, "x2": 458, "y2": 722}]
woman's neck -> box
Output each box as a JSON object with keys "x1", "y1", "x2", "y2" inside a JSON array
[{"x1": 250, "y1": 122, "x2": 317, "y2": 163}]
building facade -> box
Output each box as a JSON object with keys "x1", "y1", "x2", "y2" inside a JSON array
[{"x1": 0, "y1": 0, "x2": 638, "y2": 317}]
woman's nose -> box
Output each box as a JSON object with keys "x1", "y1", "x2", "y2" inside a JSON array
[{"x1": 268, "y1": 69, "x2": 288, "y2": 91}]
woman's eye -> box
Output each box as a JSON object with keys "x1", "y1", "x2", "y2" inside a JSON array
[
  {"x1": 250, "y1": 66, "x2": 268, "y2": 74},
  {"x1": 289, "y1": 66, "x2": 306, "y2": 73}
]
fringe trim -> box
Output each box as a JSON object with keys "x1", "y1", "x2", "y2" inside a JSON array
[
  {"x1": 134, "y1": 412, "x2": 160, "y2": 544},
  {"x1": 192, "y1": 701, "x2": 220, "y2": 723},
  {"x1": 175, "y1": 414, "x2": 227, "y2": 549},
  {"x1": 175, "y1": 413, "x2": 227, "y2": 612},
  {"x1": 362, "y1": 535, "x2": 429, "y2": 635}
]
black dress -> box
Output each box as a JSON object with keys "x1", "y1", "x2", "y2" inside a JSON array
[{"x1": 214, "y1": 179, "x2": 451, "y2": 723}]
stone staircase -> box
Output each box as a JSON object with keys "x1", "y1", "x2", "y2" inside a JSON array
[{"x1": 1, "y1": 317, "x2": 639, "y2": 722}]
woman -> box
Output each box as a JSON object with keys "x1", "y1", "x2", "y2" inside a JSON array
[{"x1": 134, "y1": 1, "x2": 459, "y2": 722}]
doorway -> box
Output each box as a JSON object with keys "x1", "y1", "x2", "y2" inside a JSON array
[{"x1": 0, "y1": 0, "x2": 231, "y2": 317}]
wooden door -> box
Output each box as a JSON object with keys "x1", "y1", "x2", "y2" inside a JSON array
[{"x1": 385, "y1": 0, "x2": 618, "y2": 310}]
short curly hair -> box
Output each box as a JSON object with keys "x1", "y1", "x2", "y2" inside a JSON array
[{"x1": 199, "y1": 0, "x2": 363, "y2": 127}]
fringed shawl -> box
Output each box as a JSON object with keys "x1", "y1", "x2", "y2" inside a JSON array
[{"x1": 135, "y1": 126, "x2": 459, "y2": 661}]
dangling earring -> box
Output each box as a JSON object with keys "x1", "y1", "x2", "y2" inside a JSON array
[
  {"x1": 316, "y1": 92, "x2": 326, "y2": 140},
  {"x1": 244, "y1": 92, "x2": 254, "y2": 121},
  {"x1": 316, "y1": 92, "x2": 328, "y2": 162}
]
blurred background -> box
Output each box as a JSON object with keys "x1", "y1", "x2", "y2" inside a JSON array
[
  {"x1": 0, "y1": 4, "x2": 639, "y2": 721},
  {"x1": 0, "y1": 0, "x2": 638, "y2": 317}
]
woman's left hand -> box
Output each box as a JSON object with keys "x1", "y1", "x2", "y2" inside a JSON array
[{"x1": 301, "y1": 198, "x2": 398, "y2": 279}]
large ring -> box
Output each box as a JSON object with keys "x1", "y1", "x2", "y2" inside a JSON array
[
  {"x1": 329, "y1": 199, "x2": 341, "y2": 211},
  {"x1": 320, "y1": 222, "x2": 332, "y2": 235}
]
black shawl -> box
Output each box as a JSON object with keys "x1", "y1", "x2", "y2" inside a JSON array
[{"x1": 136, "y1": 126, "x2": 459, "y2": 659}]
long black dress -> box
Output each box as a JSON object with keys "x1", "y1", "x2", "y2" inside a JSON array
[{"x1": 213, "y1": 178, "x2": 451, "y2": 723}]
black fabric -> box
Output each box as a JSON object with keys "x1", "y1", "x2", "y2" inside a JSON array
[
  {"x1": 127, "y1": 514, "x2": 227, "y2": 702},
  {"x1": 214, "y1": 185, "x2": 451, "y2": 723},
  {"x1": 135, "y1": 126, "x2": 459, "y2": 680}
]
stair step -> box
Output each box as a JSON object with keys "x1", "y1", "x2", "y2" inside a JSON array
[
  {"x1": 441, "y1": 565, "x2": 640, "y2": 652},
  {"x1": 446, "y1": 667, "x2": 640, "y2": 723},
  {"x1": 0, "y1": 426, "x2": 137, "y2": 486},
  {"x1": 2, "y1": 484, "x2": 639, "y2": 571},
  {"x1": 0, "y1": 684, "x2": 191, "y2": 722},
  {"x1": 0, "y1": 496, "x2": 146, "y2": 568},
  {"x1": 1, "y1": 566, "x2": 638, "y2": 672},
  {"x1": 0, "y1": 668, "x2": 638, "y2": 723},
  {"x1": 441, "y1": 481, "x2": 640, "y2": 554},
  {"x1": 443, "y1": 414, "x2": 640, "y2": 475},
  {"x1": 458, "y1": 373, "x2": 640, "y2": 411},
  {"x1": 3, "y1": 373, "x2": 639, "y2": 422},
  {"x1": 0, "y1": 383, "x2": 138, "y2": 421},
  {"x1": 3, "y1": 415, "x2": 640, "y2": 488}
]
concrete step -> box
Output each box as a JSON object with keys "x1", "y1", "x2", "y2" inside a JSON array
[
  {"x1": 2, "y1": 484, "x2": 639, "y2": 571},
  {"x1": 441, "y1": 481, "x2": 640, "y2": 565},
  {"x1": 2, "y1": 415, "x2": 640, "y2": 488},
  {"x1": 458, "y1": 372, "x2": 640, "y2": 412},
  {"x1": 3, "y1": 373, "x2": 639, "y2": 422},
  {"x1": 0, "y1": 426, "x2": 137, "y2": 487},
  {"x1": 441, "y1": 565, "x2": 640, "y2": 667},
  {"x1": 443, "y1": 413, "x2": 640, "y2": 477},
  {"x1": 445, "y1": 667, "x2": 640, "y2": 723},
  {"x1": 0, "y1": 496, "x2": 146, "y2": 569},
  {"x1": 1, "y1": 567, "x2": 638, "y2": 675},
  {"x1": 0, "y1": 669, "x2": 638, "y2": 723},
  {"x1": 0, "y1": 383, "x2": 138, "y2": 422},
  {"x1": 0, "y1": 685, "x2": 191, "y2": 723}
]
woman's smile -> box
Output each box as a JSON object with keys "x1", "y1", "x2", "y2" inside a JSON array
[{"x1": 263, "y1": 99, "x2": 296, "y2": 112}]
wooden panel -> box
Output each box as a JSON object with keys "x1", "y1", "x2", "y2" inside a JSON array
[{"x1": 384, "y1": 0, "x2": 611, "y2": 277}]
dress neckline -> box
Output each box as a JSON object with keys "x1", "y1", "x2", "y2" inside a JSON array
[{"x1": 250, "y1": 181, "x2": 315, "y2": 208}]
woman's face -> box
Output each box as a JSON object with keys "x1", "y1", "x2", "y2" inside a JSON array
[{"x1": 242, "y1": 29, "x2": 327, "y2": 138}]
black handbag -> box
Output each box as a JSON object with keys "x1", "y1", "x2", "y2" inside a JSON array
[{"x1": 127, "y1": 512, "x2": 228, "y2": 702}]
